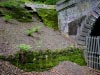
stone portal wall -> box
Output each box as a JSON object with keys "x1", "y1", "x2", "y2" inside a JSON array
[
  {"x1": 56, "y1": 0, "x2": 100, "y2": 39},
  {"x1": 77, "y1": 3, "x2": 100, "y2": 47}
]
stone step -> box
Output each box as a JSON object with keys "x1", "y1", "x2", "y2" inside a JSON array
[
  {"x1": 84, "y1": 24, "x2": 92, "y2": 30},
  {"x1": 77, "y1": 40, "x2": 85, "y2": 46},
  {"x1": 89, "y1": 15, "x2": 97, "y2": 22},
  {"x1": 94, "y1": 7, "x2": 100, "y2": 15},
  {"x1": 80, "y1": 31, "x2": 89, "y2": 36},
  {"x1": 78, "y1": 36, "x2": 86, "y2": 42},
  {"x1": 97, "y1": 3, "x2": 100, "y2": 9},
  {"x1": 91, "y1": 10, "x2": 99, "y2": 18}
]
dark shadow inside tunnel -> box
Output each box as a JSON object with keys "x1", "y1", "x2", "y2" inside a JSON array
[
  {"x1": 89, "y1": 16, "x2": 100, "y2": 69},
  {"x1": 90, "y1": 16, "x2": 100, "y2": 36}
]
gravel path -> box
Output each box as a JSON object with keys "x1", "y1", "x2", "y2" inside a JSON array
[{"x1": 0, "y1": 60, "x2": 100, "y2": 75}]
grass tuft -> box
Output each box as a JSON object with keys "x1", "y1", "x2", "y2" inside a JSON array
[{"x1": 26, "y1": 26, "x2": 41, "y2": 36}]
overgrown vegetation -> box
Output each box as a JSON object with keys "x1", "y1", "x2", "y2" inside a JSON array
[
  {"x1": 18, "y1": 44, "x2": 32, "y2": 52},
  {"x1": 26, "y1": 26, "x2": 41, "y2": 36},
  {"x1": 32, "y1": 0, "x2": 58, "y2": 5},
  {"x1": 32, "y1": 0, "x2": 71, "y2": 5},
  {"x1": 3, "y1": 14, "x2": 12, "y2": 22},
  {"x1": 17, "y1": 44, "x2": 32, "y2": 64},
  {"x1": 37, "y1": 9, "x2": 58, "y2": 30},
  {"x1": 0, "y1": 0, "x2": 33, "y2": 22},
  {"x1": 0, "y1": 47, "x2": 86, "y2": 72}
]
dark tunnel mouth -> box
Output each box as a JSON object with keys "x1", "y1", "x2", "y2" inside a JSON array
[{"x1": 90, "y1": 16, "x2": 100, "y2": 36}]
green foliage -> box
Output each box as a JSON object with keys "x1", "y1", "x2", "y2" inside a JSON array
[
  {"x1": 26, "y1": 26, "x2": 41, "y2": 36},
  {"x1": 36, "y1": 40, "x2": 42, "y2": 48},
  {"x1": 0, "y1": 0, "x2": 33, "y2": 22},
  {"x1": 19, "y1": 0, "x2": 31, "y2": 3},
  {"x1": 44, "y1": 0, "x2": 58, "y2": 5},
  {"x1": 32, "y1": 0, "x2": 71, "y2": 5},
  {"x1": 0, "y1": 10, "x2": 2, "y2": 15},
  {"x1": 32, "y1": 0, "x2": 59, "y2": 5},
  {"x1": 17, "y1": 44, "x2": 32, "y2": 52},
  {"x1": 37, "y1": 9, "x2": 58, "y2": 30},
  {"x1": 0, "y1": 48, "x2": 86, "y2": 72},
  {"x1": 3, "y1": 14, "x2": 12, "y2": 22},
  {"x1": 17, "y1": 44, "x2": 32, "y2": 64},
  {"x1": 0, "y1": 55, "x2": 6, "y2": 60}
]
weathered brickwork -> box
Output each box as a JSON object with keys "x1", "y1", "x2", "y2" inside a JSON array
[{"x1": 56, "y1": 0, "x2": 100, "y2": 40}]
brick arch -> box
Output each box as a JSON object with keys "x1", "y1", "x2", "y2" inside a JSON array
[{"x1": 77, "y1": 3, "x2": 100, "y2": 47}]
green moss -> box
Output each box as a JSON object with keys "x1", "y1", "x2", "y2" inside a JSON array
[
  {"x1": 0, "y1": 0, "x2": 33, "y2": 22},
  {"x1": 0, "y1": 55, "x2": 6, "y2": 60},
  {"x1": 44, "y1": 0, "x2": 59, "y2": 5},
  {"x1": 3, "y1": 14, "x2": 12, "y2": 22},
  {"x1": 37, "y1": 9, "x2": 58, "y2": 30},
  {"x1": 32, "y1": 0, "x2": 70, "y2": 5},
  {"x1": 0, "y1": 48, "x2": 86, "y2": 72}
]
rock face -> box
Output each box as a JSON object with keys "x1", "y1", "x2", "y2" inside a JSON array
[{"x1": 56, "y1": 0, "x2": 100, "y2": 39}]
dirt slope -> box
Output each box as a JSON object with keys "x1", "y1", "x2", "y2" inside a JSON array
[
  {"x1": 0, "y1": 60, "x2": 100, "y2": 75},
  {"x1": 0, "y1": 17, "x2": 73, "y2": 56}
]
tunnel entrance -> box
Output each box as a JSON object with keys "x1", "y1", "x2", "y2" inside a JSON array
[
  {"x1": 90, "y1": 16, "x2": 100, "y2": 36},
  {"x1": 86, "y1": 16, "x2": 100, "y2": 69}
]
